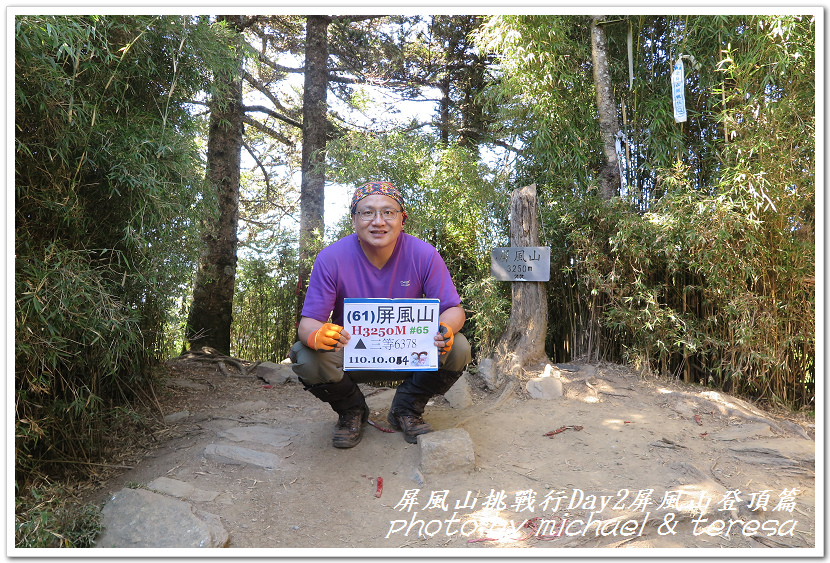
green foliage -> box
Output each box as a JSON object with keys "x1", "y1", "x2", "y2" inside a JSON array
[
  {"x1": 475, "y1": 15, "x2": 601, "y2": 190},
  {"x1": 458, "y1": 276, "x2": 511, "y2": 357},
  {"x1": 411, "y1": 146, "x2": 513, "y2": 357},
  {"x1": 15, "y1": 245, "x2": 141, "y2": 475},
  {"x1": 326, "y1": 130, "x2": 513, "y2": 358},
  {"x1": 15, "y1": 485, "x2": 102, "y2": 548},
  {"x1": 15, "y1": 15, "x2": 236, "y2": 483},
  {"x1": 559, "y1": 178, "x2": 814, "y2": 406},
  {"x1": 477, "y1": 14, "x2": 814, "y2": 408},
  {"x1": 232, "y1": 251, "x2": 299, "y2": 362}
]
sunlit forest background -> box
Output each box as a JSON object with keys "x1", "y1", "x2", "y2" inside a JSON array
[{"x1": 14, "y1": 14, "x2": 815, "y2": 544}]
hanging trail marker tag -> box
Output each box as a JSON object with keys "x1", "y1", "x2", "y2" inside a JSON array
[
  {"x1": 672, "y1": 59, "x2": 687, "y2": 123},
  {"x1": 343, "y1": 298, "x2": 439, "y2": 371},
  {"x1": 491, "y1": 247, "x2": 550, "y2": 282}
]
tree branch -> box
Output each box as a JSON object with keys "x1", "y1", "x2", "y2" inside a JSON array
[
  {"x1": 249, "y1": 48, "x2": 304, "y2": 74},
  {"x1": 242, "y1": 115, "x2": 295, "y2": 146},
  {"x1": 242, "y1": 140, "x2": 274, "y2": 200},
  {"x1": 239, "y1": 212, "x2": 295, "y2": 228},
  {"x1": 243, "y1": 70, "x2": 293, "y2": 115},
  {"x1": 243, "y1": 105, "x2": 302, "y2": 130},
  {"x1": 488, "y1": 138, "x2": 525, "y2": 155},
  {"x1": 456, "y1": 126, "x2": 524, "y2": 154},
  {"x1": 332, "y1": 15, "x2": 384, "y2": 22},
  {"x1": 239, "y1": 16, "x2": 264, "y2": 29},
  {"x1": 328, "y1": 73, "x2": 441, "y2": 90}
]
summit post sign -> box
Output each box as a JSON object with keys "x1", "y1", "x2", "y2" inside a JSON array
[
  {"x1": 491, "y1": 247, "x2": 551, "y2": 282},
  {"x1": 343, "y1": 298, "x2": 439, "y2": 371}
]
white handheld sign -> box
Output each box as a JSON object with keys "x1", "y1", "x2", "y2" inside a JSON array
[{"x1": 343, "y1": 298, "x2": 440, "y2": 371}]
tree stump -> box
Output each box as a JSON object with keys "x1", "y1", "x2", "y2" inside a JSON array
[{"x1": 493, "y1": 184, "x2": 550, "y2": 380}]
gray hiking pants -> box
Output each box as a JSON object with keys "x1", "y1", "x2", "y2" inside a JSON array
[{"x1": 289, "y1": 332, "x2": 471, "y2": 385}]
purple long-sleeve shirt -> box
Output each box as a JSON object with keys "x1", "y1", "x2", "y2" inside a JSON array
[{"x1": 301, "y1": 233, "x2": 461, "y2": 326}]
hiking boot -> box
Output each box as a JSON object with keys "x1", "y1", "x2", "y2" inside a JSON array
[
  {"x1": 300, "y1": 374, "x2": 369, "y2": 449},
  {"x1": 333, "y1": 405, "x2": 369, "y2": 448},
  {"x1": 387, "y1": 411, "x2": 433, "y2": 444}
]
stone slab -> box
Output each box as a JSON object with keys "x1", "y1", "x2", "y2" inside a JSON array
[
  {"x1": 419, "y1": 428, "x2": 475, "y2": 474},
  {"x1": 95, "y1": 488, "x2": 229, "y2": 548},
  {"x1": 526, "y1": 376, "x2": 563, "y2": 400},
  {"x1": 225, "y1": 400, "x2": 271, "y2": 415},
  {"x1": 147, "y1": 477, "x2": 219, "y2": 503},
  {"x1": 204, "y1": 443, "x2": 283, "y2": 470},
  {"x1": 163, "y1": 411, "x2": 190, "y2": 424},
  {"x1": 217, "y1": 425, "x2": 297, "y2": 447}
]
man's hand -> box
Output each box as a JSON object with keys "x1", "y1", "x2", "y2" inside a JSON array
[
  {"x1": 436, "y1": 322, "x2": 454, "y2": 355},
  {"x1": 307, "y1": 323, "x2": 344, "y2": 351}
]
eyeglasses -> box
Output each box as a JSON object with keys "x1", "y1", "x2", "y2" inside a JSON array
[{"x1": 354, "y1": 208, "x2": 402, "y2": 221}]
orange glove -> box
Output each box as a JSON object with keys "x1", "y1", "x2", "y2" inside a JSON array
[
  {"x1": 438, "y1": 322, "x2": 454, "y2": 355},
  {"x1": 307, "y1": 323, "x2": 344, "y2": 351}
]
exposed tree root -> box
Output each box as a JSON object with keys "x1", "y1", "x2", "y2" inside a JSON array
[
  {"x1": 663, "y1": 390, "x2": 810, "y2": 440},
  {"x1": 167, "y1": 347, "x2": 262, "y2": 379},
  {"x1": 453, "y1": 378, "x2": 518, "y2": 429}
]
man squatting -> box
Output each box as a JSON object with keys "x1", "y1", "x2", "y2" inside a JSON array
[{"x1": 290, "y1": 181, "x2": 472, "y2": 447}]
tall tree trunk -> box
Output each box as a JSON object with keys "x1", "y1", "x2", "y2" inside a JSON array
[
  {"x1": 457, "y1": 53, "x2": 485, "y2": 153},
  {"x1": 186, "y1": 15, "x2": 244, "y2": 355},
  {"x1": 457, "y1": 17, "x2": 486, "y2": 154},
  {"x1": 494, "y1": 184, "x2": 550, "y2": 377},
  {"x1": 591, "y1": 16, "x2": 621, "y2": 200},
  {"x1": 439, "y1": 73, "x2": 451, "y2": 146},
  {"x1": 296, "y1": 15, "x2": 330, "y2": 322},
  {"x1": 435, "y1": 15, "x2": 461, "y2": 146}
]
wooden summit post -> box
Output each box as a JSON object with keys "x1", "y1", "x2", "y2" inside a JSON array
[{"x1": 494, "y1": 184, "x2": 550, "y2": 377}]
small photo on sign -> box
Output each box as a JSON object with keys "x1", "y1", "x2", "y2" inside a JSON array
[{"x1": 343, "y1": 298, "x2": 439, "y2": 371}]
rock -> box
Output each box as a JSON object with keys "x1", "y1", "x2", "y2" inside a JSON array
[
  {"x1": 147, "y1": 477, "x2": 219, "y2": 503},
  {"x1": 256, "y1": 361, "x2": 297, "y2": 385},
  {"x1": 204, "y1": 443, "x2": 283, "y2": 470},
  {"x1": 526, "y1": 376, "x2": 563, "y2": 400},
  {"x1": 443, "y1": 372, "x2": 473, "y2": 409},
  {"x1": 256, "y1": 361, "x2": 286, "y2": 384},
  {"x1": 225, "y1": 400, "x2": 270, "y2": 414},
  {"x1": 283, "y1": 361, "x2": 300, "y2": 382},
  {"x1": 163, "y1": 411, "x2": 190, "y2": 424},
  {"x1": 95, "y1": 488, "x2": 229, "y2": 548},
  {"x1": 418, "y1": 428, "x2": 475, "y2": 474},
  {"x1": 541, "y1": 364, "x2": 562, "y2": 379},
  {"x1": 476, "y1": 358, "x2": 500, "y2": 391},
  {"x1": 217, "y1": 426, "x2": 297, "y2": 447},
  {"x1": 257, "y1": 361, "x2": 283, "y2": 372}
]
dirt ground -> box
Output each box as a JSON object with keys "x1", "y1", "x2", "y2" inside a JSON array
[{"x1": 83, "y1": 358, "x2": 817, "y2": 553}]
